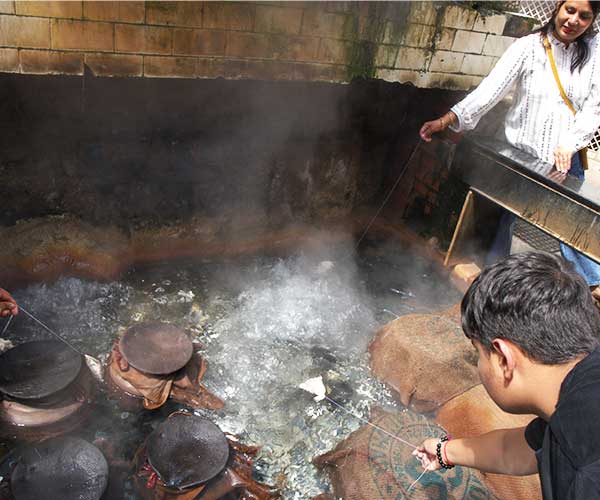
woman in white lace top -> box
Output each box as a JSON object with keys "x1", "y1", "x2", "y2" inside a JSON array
[{"x1": 421, "y1": 0, "x2": 600, "y2": 300}]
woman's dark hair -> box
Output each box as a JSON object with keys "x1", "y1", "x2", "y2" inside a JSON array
[
  {"x1": 461, "y1": 252, "x2": 600, "y2": 364},
  {"x1": 534, "y1": 0, "x2": 600, "y2": 72}
]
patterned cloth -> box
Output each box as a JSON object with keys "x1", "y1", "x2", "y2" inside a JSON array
[{"x1": 451, "y1": 31, "x2": 600, "y2": 163}]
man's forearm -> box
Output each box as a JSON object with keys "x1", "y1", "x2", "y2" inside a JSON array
[{"x1": 445, "y1": 427, "x2": 538, "y2": 476}]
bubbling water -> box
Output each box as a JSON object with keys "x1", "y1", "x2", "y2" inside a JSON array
[{"x1": 1, "y1": 239, "x2": 459, "y2": 499}]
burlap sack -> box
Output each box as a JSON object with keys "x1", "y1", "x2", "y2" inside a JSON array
[
  {"x1": 314, "y1": 407, "x2": 494, "y2": 500},
  {"x1": 437, "y1": 384, "x2": 542, "y2": 500},
  {"x1": 369, "y1": 305, "x2": 480, "y2": 412}
]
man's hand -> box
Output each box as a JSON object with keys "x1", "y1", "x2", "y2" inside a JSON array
[
  {"x1": 553, "y1": 147, "x2": 573, "y2": 173},
  {"x1": 0, "y1": 288, "x2": 18, "y2": 317},
  {"x1": 413, "y1": 438, "x2": 442, "y2": 471}
]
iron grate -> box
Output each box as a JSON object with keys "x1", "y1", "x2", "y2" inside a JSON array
[{"x1": 513, "y1": 218, "x2": 560, "y2": 253}]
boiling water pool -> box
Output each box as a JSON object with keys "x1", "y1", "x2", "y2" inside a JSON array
[{"x1": 1, "y1": 238, "x2": 460, "y2": 499}]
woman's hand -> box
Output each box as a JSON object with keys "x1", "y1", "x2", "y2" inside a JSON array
[
  {"x1": 0, "y1": 288, "x2": 18, "y2": 317},
  {"x1": 420, "y1": 119, "x2": 445, "y2": 142},
  {"x1": 553, "y1": 147, "x2": 573, "y2": 173},
  {"x1": 420, "y1": 112, "x2": 457, "y2": 142},
  {"x1": 412, "y1": 438, "x2": 441, "y2": 471}
]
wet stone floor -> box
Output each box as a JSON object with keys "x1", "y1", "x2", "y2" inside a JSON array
[{"x1": 0, "y1": 237, "x2": 461, "y2": 499}]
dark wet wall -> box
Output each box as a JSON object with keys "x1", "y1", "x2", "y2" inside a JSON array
[{"x1": 0, "y1": 72, "x2": 462, "y2": 230}]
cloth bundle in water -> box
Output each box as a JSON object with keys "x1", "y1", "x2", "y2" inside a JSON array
[
  {"x1": 314, "y1": 407, "x2": 494, "y2": 499},
  {"x1": 369, "y1": 305, "x2": 480, "y2": 412},
  {"x1": 108, "y1": 342, "x2": 224, "y2": 410}
]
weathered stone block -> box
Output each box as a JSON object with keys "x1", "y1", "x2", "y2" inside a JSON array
[
  {"x1": 255, "y1": 4, "x2": 302, "y2": 35},
  {"x1": 461, "y1": 53, "x2": 495, "y2": 76},
  {"x1": 473, "y1": 12, "x2": 507, "y2": 34},
  {"x1": 356, "y1": 15, "x2": 386, "y2": 43},
  {"x1": 271, "y1": 34, "x2": 318, "y2": 62},
  {"x1": 15, "y1": 1, "x2": 81, "y2": 19},
  {"x1": 429, "y1": 50, "x2": 464, "y2": 73},
  {"x1": 85, "y1": 53, "x2": 142, "y2": 77},
  {"x1": 0, "y1": 47, "x2": 17, "y2": 71},
  {"x1": 0, "y1": 2, "x2": 14, "y2": 14},
  {"x1": 324, "y1": 1, "x2": 355, "y2": 14},
  {"x1": 203, "y1": 2, "x2": 255, "y2": 31},
  {"x1": 424, "y1": 71, "x2": 477, "y2": 91},
  {"x1": 173, "y1": 28, "x2": 226, "y2": 56},
  {"x1": 317, "y1": 38, "x2": 350, "y2": 65},
  {"x1": 409, "y1": 1, "x2": 438, "y2": 26},
  {"x1": 116, "y1": 24, "x2": 172, "y2": 55},
  {"x1": 442, "y1": 4, "x2": 477, "y2": 30},
  {"x1": 52, "y1": 19, "x2": 113, "y2": 52},
  {"x1": 293, "y1": 61, "x2": 345, "y2": 82},
  {"x1": 144, "y1": 55, "x2": 196, "y2": 78},
  {"x1": 394, "y1": 46, "x2": 430, "y2": 71},
  {"x1": 452, "y1": 29, "x2": 486, "y2": 54},
  {"x1": 301, "y1": 8, "x2": 348, "y2": 38},
  {"x1": 451, "y1": 262, "x2": 481, "y2": 286},
  {"x1": 374, "y1": 44, "x2": 397, "y2": 67},
  {"x1": 84, "y1": 2, "x2": 145, "y2": 24},
  {"x1": 0, "y1": 14, "x2": 50, "y2": 48},
  {"x1": 375, "y1": 67, "x2": 420, "y2": 85},
  {"x1": 435, "y1": 27, "x2": 456, "y2": 50},
  {"x1": 226, "y1": 32, "x2": 271, "y2": 59},
  {"x1": 146, "y1": 2, "x2": 202, "y2": 28},
  {"x1": 20, "y1": 49, "x2": 82, "y2": 74},
  {"x1": 384, "y1": 21, "x2": 434, "y2": 48},
  {"x1": 482, "y1": 34, "x2": 515, "y2": 57}
]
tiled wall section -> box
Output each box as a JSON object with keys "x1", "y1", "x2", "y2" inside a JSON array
[{"x1": 0, "y1": 1, "x2": 534, "y2": 90}]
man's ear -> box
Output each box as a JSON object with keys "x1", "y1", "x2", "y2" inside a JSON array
[{"x1": 491, "y1": 338, "x2": 516, "y2": 382}]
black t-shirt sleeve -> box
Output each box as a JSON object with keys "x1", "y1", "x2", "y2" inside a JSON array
[{"x1": 525, "y1": 417, "x2": 547, "y2": 451}]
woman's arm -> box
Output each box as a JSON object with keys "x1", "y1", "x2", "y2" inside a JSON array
[
  {"x1": 450, "y1": 36, "x2": 531, "y2": 132},
  {"x1": 419, "y1": 35, "x2": 532, "y2": 141},
  {"x1": 413, "y1": 427, "x2": 538, "y2": 476}
]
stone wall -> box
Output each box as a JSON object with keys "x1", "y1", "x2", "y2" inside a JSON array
[{"x1": 0, "y1": 1, "x2": 534, "y2": 90}]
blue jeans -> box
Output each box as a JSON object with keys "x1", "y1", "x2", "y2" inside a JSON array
[{"x1": 486, "y1": 153, "x2": 600, "y2": 286}]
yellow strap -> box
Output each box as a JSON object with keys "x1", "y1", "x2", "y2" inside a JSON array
[
  {"x1": 543, "y1": 35, "x2": 588, "y2": 170},
  {"x1": 543, "y1": 35, "x2": 577, "y2": 115}
]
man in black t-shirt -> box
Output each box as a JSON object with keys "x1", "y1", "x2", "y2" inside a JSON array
[{"x1": 413, "y1": 251, "x2": 600, "y2": 499}]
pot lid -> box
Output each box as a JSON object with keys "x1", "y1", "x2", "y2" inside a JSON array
[
  {"x1": 120, "y1": 322, "x2": 193, "y2": 375},
  {"x1": 147, "y1": 412, "x2": 229, "y2": 490},
  {"x1": 11, "y1": 436, "x2": 108, "y2": 500},
  {"x1": 0, "y1": 340, "x2": 82, "y2": 400}
]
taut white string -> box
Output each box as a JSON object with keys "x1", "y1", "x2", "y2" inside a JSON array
[
  {"x1": 1, "y1": 314, "x2": 13, "y2": 336},
  {"x1": 324, "y1": 395, "x2": 418, "y2": 449},
  {"x1": 18, "y1": 305, "x2": 83, "y2": 355},
  {"x1": 407, "y1": 467, "x2": 429, "y2": 494}
]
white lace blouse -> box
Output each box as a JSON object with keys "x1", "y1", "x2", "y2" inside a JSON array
[{"x1": 450, "y1": 31, "x2": 600, "y2": 164}]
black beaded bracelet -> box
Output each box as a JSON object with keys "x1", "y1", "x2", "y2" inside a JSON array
[{"x1": 436, "y1": 435, "x2": 455, "y2": 469}]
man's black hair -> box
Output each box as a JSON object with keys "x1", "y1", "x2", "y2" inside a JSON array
[{"x1": 461, "y1": 251, "x2": 600, "y2": 364}]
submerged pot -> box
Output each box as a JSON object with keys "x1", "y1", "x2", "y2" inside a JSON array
[
  {"x1": 7, "y1": 436, "x2": 109, "y2": 500},
  {"x1": 106, "y1": 322, "x2": 223, "y2": 412},
  {"x1": 134, "y1": 412, "x2": 279, "y2": 500},
  {"x1": 0, "y1": 341, "x2": 92, "y2": 440}
]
